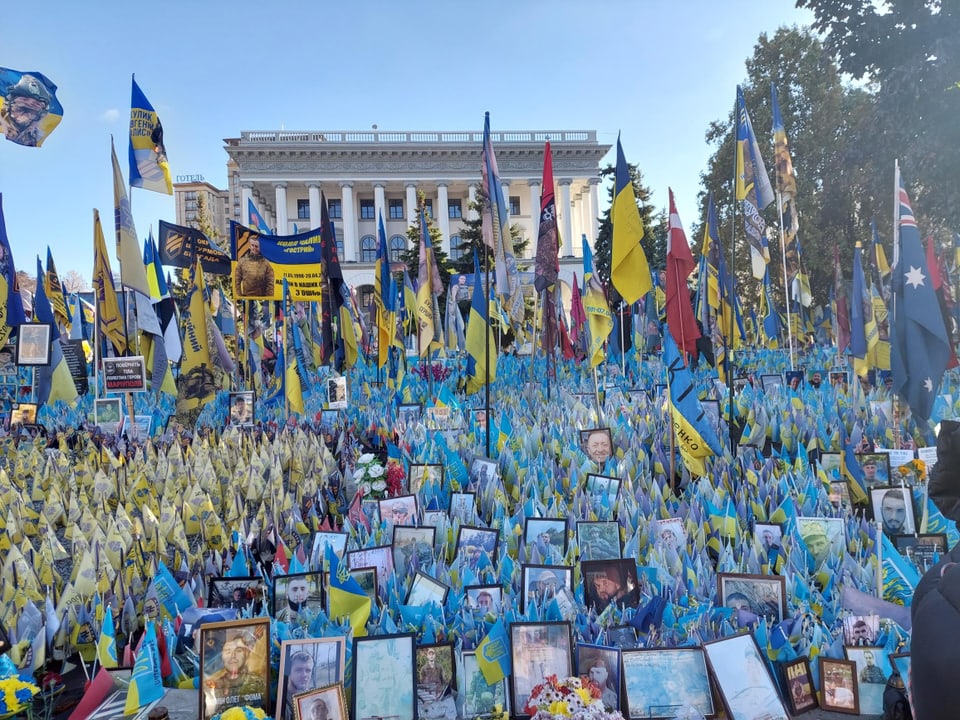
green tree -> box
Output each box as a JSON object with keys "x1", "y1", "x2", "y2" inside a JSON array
[
  {"x1": 453, "y1": 195, "x2": 528, "y2": 275},
  {"x1": 698, "y1": 26, "x2": 882, "y2": 306},
  {"x1": 593, "y1": 163, "x2": 661, "y2": 288},
  {"x1": 798, "y1": 0, "x2": 960, "y2": 231}
]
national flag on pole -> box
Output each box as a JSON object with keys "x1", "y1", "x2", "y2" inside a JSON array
[
  {"x1": 735, "y1": 86, "x2": 775, "y2": 280},
  {"x1": 832, "y1": 245, "x2": 851, "y2": 355},
  {"x1": 44, "y1": 247, "x2": 71, "y2": 329},
  {"x1": 771, "y1": 84, "x2": 805, "y2": 302},
  {"x1": 466, "y1": 255, "x2": 496, "y2": 394},
  {"x1": 416, "y1": 207, "x2": 443, "y2": 357},
  {"x1": 535, "y1": 141, "x2": 560, "y2": 356},
  {"x1": 582, "y1": 238, "x2": 612, "y2": 367},
  {"x1": 282, "y1": 278, "x2": 305, "y2": 415},
  {"x1": 113, "y1": 138, "x2": 153, "y2": 297},
  {"x1": 664, "y1": 332, "x2": 723, "y2": 476},
  {"x1": 175, "y1": 260, "x2": 216, "y2": 413},
  {"x1": 319, "y1": 194, "x2": 354, "y2": 370},
  {"x1": 665, "y1": 189, "x2": 700, "y2": 359},
  {"x1": 569, "y1": 271, "x2": 587, "y2": 359},
  {"x1": 759, "y1": 268, "x2": 782, "y2": 349},
  {"x1": 889, "y1": 168, "x2": 951, "y2": 421},
  {"x1": 610, "y1": 134, "x2": 652, "y2": 304},
  {"x1": 248, "y1": 199, "x2": 272, "y2": 235},
  {"x1": 702, "y1": 194, "x2": 743, "y2": 381},
  {"x1": 851, "y1": 242, "x2": 880, "y2": 378},
  {"x1": 33, "y1": 257, "x2": 78, "y2": 407},
  {"x1": 128, "y1": 77, "x2": 172, "y2": 195},
  {"x1": 0, "y1": 196, "x2": 26, "y2": 348},
  {"x1": 124, "y1": 621, "x2": 164, "y2": 715},
  {"x1": 375, "y1": 215, "x2": 399, "y2": 369},
  {"x1": 0, "y1": 68, "x2": 63, "y2": 147},
  {"x1": 325, "y1": 543, "x2": 370, "y2": 637},
  {"x1": 93, "y1": 209, "x2": 127, "y2": 355},
  {"x1": 96, "y1": 604, "x2": 118, "y2": 669},
  {"x1": 475, "y1": 617, "x2": 511, "y2": 685}
]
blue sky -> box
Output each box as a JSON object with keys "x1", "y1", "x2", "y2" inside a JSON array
[{"x1": 0, "y1": 0, "x2": 814, "y2": 284}]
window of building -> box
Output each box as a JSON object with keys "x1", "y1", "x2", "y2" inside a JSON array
[
  {"x1": 448, "y1": 200, "x2": 462, "y2": 219},
  {"x1": 389, "y1": 235, "x2": 407, "y2": 263},
  {"x1": 328, "y1": 198, "x2": 342, "y2": 219},
  {"x1": 186, "y1": 211, "x2": 196, "y2": 221},
  {"x1": 509, "y1": 196, "x2": 521, "y2": 216},
  {"x1": 360, "y1": 199, "x2": 376, "y2": 220},
  {"x1": 423, "y1": 199, "x2": 433, "y2": 218},
  {"x1": 185, "y1": 200, "x2": 198, "y2": 211},
  {"x1": 185, "y1": 191, "x2": 197, "y2": 201},
  {"x1": 337, "y1": 237, "x2": 345, "y2": 260},
  {"x1": 389, "y1": 199, "x2": 404, "y2": 220},
  {"x1": 360, "y1": 235, "x2": 377, "y2": 263},
  {"x1": 358, "y1": 286, "x2": 375, "y2": 312},
  {"x1": 297, "y1": 199, "x2": 310, "y2": 220},
  {"x1": 449, "y1": 234, "x2": 464, "y2": 262}
]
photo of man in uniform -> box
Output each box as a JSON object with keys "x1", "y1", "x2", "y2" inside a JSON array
[
  {"x1": 281, "y1": 651, "x2": 315, "y2": 720},
  {"x1": 0, "y1": 73, "x2": 57, "y2": 147},
  {"x1": 235, "y1": 234, "x2": 275, "y2": 298},
  {"x1": 202, "y1": 627, "x2": 268, "y2": 719}
]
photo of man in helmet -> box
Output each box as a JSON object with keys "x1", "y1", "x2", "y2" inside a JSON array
[{"x1": 0, "y1": 71, "x2": 62, "y2": 147}]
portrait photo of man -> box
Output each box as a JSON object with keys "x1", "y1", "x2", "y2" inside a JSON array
[
  {"x1": 872, "y1": 487, "x2": 915, "y2": 536},
  {"x1": 0, "y1": 72, "x2": 61, "y2": 147},
  {"x1": 229, "y1": 391, "x2": 254, "y2": 426},
  {"x1": 200, "y1": 621, "x2": 269, "y2": 720},
  {"x1": 281, "y1": 650, "x2": 315, "y2": 720},
  {"x1": 274, "y1": 573, "x2": 322, "y2": 624},
  {"x1": 582, "y1": 560, "x2": 641, "y2": 611},
  {"x1": 417, "y1": 645, "x2": 452, "y2": 701},
  {"x1": 278, "y1": 639, "x2": 344, "y2": 720},
  {"x1": 234, "y1": 234, "x2": 276, "y2": 298},
  {"x1": 580, "y1": 428, "x2": 614, "y2": 467}
]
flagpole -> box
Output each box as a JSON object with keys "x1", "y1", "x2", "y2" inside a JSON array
[
  {"x1": 619, "y1": 300, "x2": 627, "y2": 379},
  {"x1": 775, "y1": 191, "x2": 795, "y2": 370},
  {"x1": 484, "y1": 238, "x2": 492, "y2": 458},
  {"x1": 726, "y1": 94, "x2": 740, "y2": 454},
  {"x1": 531, "y1": 290, "x2": 542, "y2": 388}
]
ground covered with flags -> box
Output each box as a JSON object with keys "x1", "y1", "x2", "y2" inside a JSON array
[{"x1": 0, "y1": 345, "x2": 945, "y2": 719}]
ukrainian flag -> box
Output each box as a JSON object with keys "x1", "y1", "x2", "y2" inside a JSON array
[
  {"x1": 326, "y1": 544, "x2": 370, "y2": 637},
  {"x1": 466, "y1": 256, "x2": 496, "y2": 394},
  {"x1": 610, "y1": 134, "x2": 652, "y2": 304},
  {"x1": 664, "y1": 333, "x2": 723, "y2": 476}
]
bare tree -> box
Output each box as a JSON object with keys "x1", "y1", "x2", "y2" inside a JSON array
[{"x1": 61, "y1": 270, "x2": 89, "y2": 293}]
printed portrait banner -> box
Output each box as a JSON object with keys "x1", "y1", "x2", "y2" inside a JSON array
[
  {"x1": 158, "y1": 220, "x2": 232, "y2": 275},
  {"x1": 0, "y1": 67, "x2": 63, "y2": 148},
  {"x1": 230, "y1": 221, "x2": 326, "y2": 301}
]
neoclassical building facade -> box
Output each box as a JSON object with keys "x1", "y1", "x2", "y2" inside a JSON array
[{"x1": 175, "y1": 128, "x2": 611, "y2": 297}]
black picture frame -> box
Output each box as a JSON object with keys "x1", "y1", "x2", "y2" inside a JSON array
[
  {"x1": 581, "y1": 559, "x2": 641, "y2": 611},
  {"x1": 379, "y1": 494, "x2": 419, "y2": 527},
  {"x1": 416, "y1": 641, "x2": 455, "y2": 706},
  {"x1": 574, "y1": 643, "x2": 621, "y2": 713},
  {"x1": 408, "y1": 463, "x2": 443, "y2": 494},
  {"x1": 406, "y1": 570, "x2": 449, "y2": 607},
  {"x1": 871, "y1": 485, "x2": 916, "y2": 536},
  {"x1": 520, "y1": 564, "x2": 573, "y2": 614},
  {"x1": 583, "y1": 473, "x2": 621, "y2": 508},
  {"x1": 272, "y1": 571, "x2": 324, "y2": 624},
  {"x1": 207, "y1": 576, "x2": 268, "y2": 616},
  {"x1": 579, "y1": 427, "x2": 614, "y2": 466},
  {"x1": 522, "y1": 517, "x2": 567, "y2": 563},
  {"x1": 892, "y1": 533, "x2": 948, "y2": 572},
  {"x1": 856, "y1": 452, "x2": 891, "y2": 488},
  {"x1": 455, "y1": 526, "x2": 499, "y2": 569},
  {"x1": 352, "y1": 633, "x2": 416, "y2": 720},
  {"x1": 392, "y1": 525, "x2": 436, "y2": 577},
  {"x1": 16, "y1": 323, "x2": 51, "y2": 366},
  {"x1": 228, "y1": 390, "x2": 255, "y2": 427},
  {"x1": 576, "y1": 521, "x2": 621, "y2": 561},
  {"x1": 760, "y1": 373, "x2": 783, "y2": 393},
  {"x1": 509, "y1": 622, "x2": 573, "y2": 718},
  {"x1": 717, "y1": 572, "x2": 787, "y2": 624}
]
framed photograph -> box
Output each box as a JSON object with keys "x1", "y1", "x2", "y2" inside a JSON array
[
  {"x1": 461, "y1": 649, "x2": 508, "y2": 718},
  {"x1": 856, "y1": 452, "x2": 891, "y2": 488},
  {"x1": 889, "y1": 653, "x2": 912, "y2": 707},
  {"x1": 207, "y1": 576, "x2": 268, "y2": 616},
  {"x1": 327, "y1": 566, "x2": 378, "y2": 607},
  {"x1": 871, "y1": 486, "x2": 916, "y2": 535},
  {"x1": 450, "y1": 492, "x2": 477, "y2": 523},
  {"x1": 829, "y1": 480, "x2": 852, "y2": 509},
  {"x1": 604, "y1": 384, "x2": 626, "y2": 410},
  {"x1": 229, "y1": 391, "x2": 254, "y2": 427},
  {"x1": 199, "y1": 617, "x2": 271, "y2": 720},
  {"x1": 352, "y1": 633, "x2": 416, "y2": 720},
  {"x1": 844, "y1": 645, "x2": 891, "y2": 715},
  {"x1": 605, "y1": 625, "x2": 638, "y2": 650},
  {"x1": 820, "y1": 658, "x2": 859, "y2": 714},
  {"x1": 0, "y1": 345, "x2": 15, "y2": 375},
  {"x1": 326, "y1": 376, "x2": 347, "y2": 409},
  {"x1": 701, "y1": 398, "x2": 721, "y2": 434},
  {"x1": 575, "y1": 644, "x2": 621, "y2": 712},
  {"x1": 273, "y1": 571, "x2": 323, "y2": 625},
  {"x1": 583, "y1": 473, "x2": 621, "y2": 508},
  {"x1": 309, "y1": 531, "x2": 348, "y2": 568},
  {"x1": 509, "y1": 622, "x2": 573, "y2": 716},
  {"x1": 797, "y1": 516, "x2": 845, "y2": 568},
  {"x1": 829, "y1": 369, "x2": 850, "y2": 389},
  {"x1": 292, "y1": 683, "x2": 346, "y2": 720},
  {"x1": 582, "y1": 559, "x2": 641, "y2": 611},
  {"x1": 276, "y1": 638, "x2": 345, "y2": 720},
  {"x1": 380, "y1": 494, "x2": 419, "y2": 527},
  {"x1": 16, "y1": 323, "x2": 51, "y2": 366},
  {"x1": 703, "y1": 633, "x2": 788, "y2": 720},
  {"x1": 579, "y1": 427, "x2": 614, "y2": 467},
  {"x1": 9, "y1": 402, "x2": 36, "y2": 427},
  {"x1": 717, "y1": 573, "x2": 787, "y2": 624},
  {"x1": 406, "y1": 570, "x2": 449, "y2": 607},
  {"x1": 456, "y1": 526, "x2": 499, "y2": 570},
  {"x1": 397, "y1": 402, "x2": 422, "y2": 426},
  {"x1": 893, "y1": 532, "x2": 948, "y2": 572},
  {"x1": 651, "y1": 518, "x2": 685, "y2": 552},
  {"x1": 523, "y1": 517, "x2": 567, "y2": 563},
  {"x1": 94, "y1": 397, "x2": 123, "y2": 431},
  {"x1": 468, "y1": 456, "x2": 499, "y2": 492},
  {"x1": 819, "y1": 451, "x2": 842, "y2": 476},
  {"x1": 842, "y1": 615, "x2": 880, "y2": 646},
  {"x1": 409, "y1": 463, "x2": 443, "y2": 494},
  {"x1": 752, "y1": 522, "x2": 783, "y2": 555},
  {"x1": 733, "y1": 376, "x2": 750, "y2": 392},
  {"x1": 760, "y1": 373, "x2": 783, "y2": 393},
  {"x1": 785, "y1": 370, "x2": 804, "y2": 391},
  {"x1": 422, "y1": 510, "x2": 447, "y2": 528},
  {"x1": 128, "y1": 414, "x2": 153, "y2": 441},
  {"x1": 424, "y1": 405, "x2": 454, "y2": 429},
  {"x1": 392, "y1": 525, "x2": 436, "y2": 577},
  {"x1": 465, "y1": 584, "x2": 502, "y2": 615},
  {"x1": 416, "y1": 642, "x2": 455, "y2": 702},
  {"x1": 621, "y1": 647, "x2": 713, "y2": 719},
  {"x1": 520, "y1": 564, "x2": 573, "y2": 614},
  {"x1": 576, "y1": 521, "x2": 621, "y2": 561},
  {"x1": 471, "y1": 407, "x2": 490, "y2": 431},
  {"x1": 347, "y1": 545, "x2": 393, "y2": 584},
  {"x1": 781, "y1": 656, "x2": 818, "y2": 715}
]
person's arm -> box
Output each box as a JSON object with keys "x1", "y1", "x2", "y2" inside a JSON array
[{"x1": 931, "y1": 419, "x2": 960, "y2": 525}]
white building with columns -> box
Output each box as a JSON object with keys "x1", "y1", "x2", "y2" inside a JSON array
[{"x1": 176, "y1": 128, "x2": 611, "y2": 308}]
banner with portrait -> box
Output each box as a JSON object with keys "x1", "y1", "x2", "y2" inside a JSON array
[
  {"x1": 0, "y1": 67, "x2": 63, "y2": 148},
  {"x1": 230, "y1": 221, "x2": 327, "y2": 301},
  {"x1": 158, "y1": 220, "x2": 232, "y2": 275}
]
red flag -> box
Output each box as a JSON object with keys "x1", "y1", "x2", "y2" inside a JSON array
[
  {"x1": 535, "y1": 142, "x2": 560, "y2": 355},
  {"x1": 665, "y1": 189, "x2": 701, "y2": 359},
  {"x1": 927, "y1": 235, "x2": 959, "y2": 368},
  {"x1": 347, "y1": 493, "x2": 371, "y2": 533},
  {"x1": 154, "y1": 621, "x2": 173, "y2": 680}
]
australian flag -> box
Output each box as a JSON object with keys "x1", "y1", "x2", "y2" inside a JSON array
[{"x1": 889, "y1": 173, "x2": 951, "y2": 421}]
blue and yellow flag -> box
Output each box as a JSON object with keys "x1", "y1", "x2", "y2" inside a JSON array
[
  {"x1": 92, "y1": 209, "x2": 127, "y2": 355},
  {"x1": 735, "y1": 86, "x2": 774, "y2": 280},
  {"x1": 610, "y1": 134, "x2": 652, "y2": 304},
  {"x1": 175, "y1": 260, "x2": 216, "y2": 413},
  {"x1": 129, "y1": 76, "x2": 172, "y2": 195},
  {"x1": 96, "y1": 604, "x2": 118, "y2": 669},
  {"x1": 466, "y1": 256, "x2": 496, "y2": 394},
  {"x1": 247, "y1": 198, "x2": 272, "y2": 235},
  {"x1": 582, "y1": 238, "x2": 612, "y2": 368},
  {"x1": 124, "y1": 621, "x2": 164, "y2": 715},
  {"x1": 113, "y1": 138, "x2": 153, "y2": 296},
  {"x1": 476, "y1": 618, "x2": 511, "y2": 685},
  {"x1": 44, "y1": 247, "x2": 71, "y2": 330},
  {"x1": 282, "y1": 278, "x2": 305, "y2": 415},
  {"x1": 0, "y1": 68, "x2": 62, "y2": 147},
  {"x1": 326, "y1": 543, "x2": 370, "y2": 637},
  {"x1": 417, "y1": 207, "x2": 442, "y2": 357},
  {"x1": 0, "y1": 196, "x2": 26, "y2": 348},
  {"x1": 664, "y1": 333, "x2": 723, "y2": 475},
  {"x1": 33, "y1": 257, "x2": 78, "y2": 408},
  {"x1": 375, "y1": 215, "x2": 398, "y2": 369}
]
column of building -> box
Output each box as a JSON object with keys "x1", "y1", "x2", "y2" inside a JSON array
[
  {"x1": 559, "y1": 178, "x2": 573, "y2": 256},
  {"x1": 436, "y1": 183, "x2": 450, "y2": 254},
  {"x1": 274, "y1": 183, "x2": 288, "y2": 235},
  {"x1": 341, "y1": 182, "x2": 357, "y2": 262}
]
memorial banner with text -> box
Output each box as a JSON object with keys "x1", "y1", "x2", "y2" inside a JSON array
[{"x1": 230, "y1": 221, "x2": 327, "y2": 301}]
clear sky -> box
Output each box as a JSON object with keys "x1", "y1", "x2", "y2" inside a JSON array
[{"x1": 0, "y1": 0, "x2": 814, "y2": 284}]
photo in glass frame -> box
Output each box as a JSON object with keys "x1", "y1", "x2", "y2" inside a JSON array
[
  {"x1": 199, "y1": 617, "x2": 271, "y2": 720},
  {"x1": 276, "y1": 637, "x2": 345, "y2": 720},
  {"x1": 272, "y1": 571, "x2": 324, "y2": 625},
  {"x1": 456, "y1": 526, "x2": 499, "y2": 570},
  {"x1": 207, "y1": 576, "x2": 268, "y2": 616},
  {"x1": 509, "y1": 622, "x2": 573, "y2": 717},
  {"x1": 717, "y1": 572, "x2": 787, "y2": 624},
  {"x1": 702, "y1": 632, "x2": 789, "y2": 720},
  {"x1": 576, "y1": 521, "x2": 621, "y2": 561},
  {"x1": 520, "y1": 564, "x2": 573, "y2": 614},
  {"x1": 464, "y1": 584, "x2": 502, "y2": 615},
  {"x1": 406, "y1": 570, "x2": 449, "y2": 607},
  {"x1": 352, "y1": 633, "x2": 416, "y2": 720},
  {"x1": 621, "y1": 647, "x2": 714, "y2": 719},
  {"x1": 292, "y1": 683, "x2": 347, "y2": 720},
  {"x1": 574, "y1": 643, "x2": 621, "y2": 713},
  {"x1": 408, "y1": 463, "x2": 443, "y2": 494},
  {"x1": 780, "y1": 656, "x2": 818, "y2": 715},
  {"x1": 523, "y1": 517, "x2": 567, "y2": 563},
  {"x1": 870, "y1": 485, "x2": 916, "y2": 536},
  {"x1": 392, "y1": 525, "x2": 436, "y2": 578},
  {"x1": 16, "y1": 323, "x2": 52, "y2": 366},
  {"x1": 461, "y1": 650, "x2": 508, "y2": 718},
  {"x1": 819, "y1": 657, "x2": 859, "y2": 714}
]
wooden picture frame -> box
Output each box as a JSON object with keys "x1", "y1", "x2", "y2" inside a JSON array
[
  {"x1": 819, "y1": 658, "x2": 859, "y2": 714},
  {"x1": 276, "y1": 638, "x2": 345, "y2": 720},
  {"x1": 199, "y1": 617, "x2": 271, "y2": 720},
  {"x1": 575, "y1": 643, "x2": 621, "y2": 713},
  {"x1": 581, "y1": 559, "x2": 641, "y2": 611},
  {"x1": 509, "y1": 622, "x2": 573, "y2": 718},
  {"x1": 292, "y1": 683, "x2": 347, "y2": 720},
  {"x1": 352, "y1": 633, "x2": 416, "y2": 720},
  {"x1": 272, "y1": 571, "x2": 324, "y2": 625},
  {"x1": 579, "y1": 427, "x2": 614, "y2": 467},
  {"x1": 520, "y1": 564, "x2": 573, "y2": 614},
  {"x1": 408, "y1": 463, "x2": 443, "y2": 494},
  {"x1": 523, "y1": 517, "x2": 567, "y2": 563},
  {"x1": 781, "y1": 656, "x2": 818, "y2": 715},
  {"x1": 717, "y1": 572, "x2": 787, "y2": 624},
  {"x1": 702, "y1": 633, "x2": 788, "y2": 720},
  {"x1": 16, "y1": 323, "x2": 51, "y2": 366},
  {"x1": 207, "y1": 576, "x2": 268, "y2": 616},
  {"x1": 576, "y1": 521, "x2": 621, "y2": 561},
  {"x1": 621, "y1": 647, "x2": 714, "y2": 719}
]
